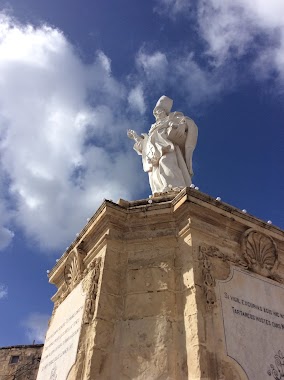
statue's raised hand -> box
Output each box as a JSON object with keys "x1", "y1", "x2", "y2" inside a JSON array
[
  {"x1": 127, "y1": 129, "x2": 135, "y2": 139},
  {"x1": 127, "y1": 129, "x2": 141, "y2": 142}
]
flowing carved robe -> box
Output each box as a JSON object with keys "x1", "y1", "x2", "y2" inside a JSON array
[{"x1": 134, "y1": 111, "x2": 198, "y2": 194}]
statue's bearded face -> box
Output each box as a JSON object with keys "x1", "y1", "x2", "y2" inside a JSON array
[{"x1": 154, "y1": 107, "x2": 167, "y2": 121}]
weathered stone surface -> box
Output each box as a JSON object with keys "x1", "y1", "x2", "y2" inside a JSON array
[
  {"x1": 119, "y1": 346, "x2": 169, "y2": 380},
  {"x1": 125, "y1": 291, "x2": 175, "y2": 320},
  {"x1": 126, "y1": 266, "x2": 175, "y2": 292},
  {"x1": 96, "y1": 293, "x2": 123, "y2": 321},
  {"x1": 0, "y1": 344, "x2": 43, "y2": 380},
  {"x1": 45, "y1": 187, "x2": 284, "y2": 379}
]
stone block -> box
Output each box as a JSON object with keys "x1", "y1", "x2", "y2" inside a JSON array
[
  {"x1": 116, "y1": 317, "x2": 173, "y2": 350},
  {"x1": 96, "y1": 293, "x2": 123, "y2": 321},
  {"x1": 124, "y1": 291, "x2": 175, "y2": 319},
  {"x1": 126, "y1": 266, "x2": 175, "y2": 293},
  {"x1": 92, "y1": 319, "x2": 115, "y2": 350},
  {"x1": 127, "y1": 245, "x2": 175, "y2": 269},
  {"x1": 100, "y1": 269, "x2": 122, "y2": 295},
  {"x1": 103, "y1": 246, "x2": 128, "y2": 272},
  {"x1": 119, "y1": 347, "x2": 169, "y2": 380}
]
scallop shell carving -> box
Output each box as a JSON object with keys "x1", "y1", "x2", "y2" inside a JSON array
[
  {"x1": 241, "y1": 229, "x2": 277, "y2": 277},
  {"x1": 64, "y1": 254, "x2": 81, "y2": 288}
]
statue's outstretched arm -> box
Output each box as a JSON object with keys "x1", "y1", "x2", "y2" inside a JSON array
[
  {"x1": 127, "y1": 129, "x2": 143, "y2": 142},
  {"x1": 127, "y1": 129, "x2": 144, "y2": 154}
]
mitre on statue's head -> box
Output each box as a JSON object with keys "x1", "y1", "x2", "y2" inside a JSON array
[{"x1": 153, "y1": 95, "x2": 173, "y2": 115}]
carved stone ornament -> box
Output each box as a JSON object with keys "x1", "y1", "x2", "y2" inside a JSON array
[
  {"x1": 198, "y1": 246, "x2": 216, "y2": 308},
  {"x1": 199, "y1": 245, "x2": 248, "y2": 309},
  {"x1": 267, "y1": 350, "x2": 284, "y2": 379},
  {"x1": 64, "y1": 241, "x2": 87, "y2": 290},
  {"x1": 241, "y1": 229, "x2": 278, "y2": 278},
  {"x1": 82, "y1": 258, "x2": 101, "y2": 324}
]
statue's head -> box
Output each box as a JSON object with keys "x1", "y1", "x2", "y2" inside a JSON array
[{"x1": 153, "y1": 96, "x2": 173, "y2": 119}]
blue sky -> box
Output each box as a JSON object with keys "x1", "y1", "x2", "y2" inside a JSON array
[{"x1": 0, "y1": 0, "x2": 283, "y2": 346}]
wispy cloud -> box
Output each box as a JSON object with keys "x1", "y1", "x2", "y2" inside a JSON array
[
  {"x1": 154, "y1": 0, "x2": 284, "y2": 91},
  {"x1": 197, "y1": 0, "x2": 284, "y2": 74},
  {"x1": 134, "y1": 49, "x2": 231, "y2": 107},
  {"x1": 154, "y1": 0, "x2": 191, "y2": 19},
  {"x1": 128, "y1": 84, "x2": 146, "y2": 115},
  {"x1": 136, "y1": 50, "x2": 168, "y2": 82},
  {"x1": 0, "y1": 284, "x2": 8, "y2": 299},
  {"x1": 22, "y1": 312, "x2": 49, "y2": 343}
]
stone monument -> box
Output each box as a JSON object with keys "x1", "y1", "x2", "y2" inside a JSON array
[
  {"x1": 38, "y1": 98, "x2": 284, "y2": 380},
  {"x1": 127, "y1": 95, "x2": 198, "y2": 194}
]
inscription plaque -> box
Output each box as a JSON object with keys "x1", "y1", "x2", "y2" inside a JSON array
[
  {"x1": 218, "y1": 267, "x2": 284, "y2": 380},
  {"x1": 37, "y1": 282, "x2": 86, "y2": 380}
]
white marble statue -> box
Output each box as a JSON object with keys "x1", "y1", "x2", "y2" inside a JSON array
[{"x1": 127, "y1": 95, "x2": 198, "y2": 194}]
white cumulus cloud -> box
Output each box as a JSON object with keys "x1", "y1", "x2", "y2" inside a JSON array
[{"x1": 0, "y1": 13, "x2": 146, "y2": 252}]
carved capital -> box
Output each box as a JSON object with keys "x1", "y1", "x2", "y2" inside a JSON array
[{"x1": 241, "y1": 229, "x2": 278, "y2": 278}]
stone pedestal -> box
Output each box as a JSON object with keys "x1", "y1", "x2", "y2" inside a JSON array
[{"x1": 38, "y1": 188, "x2": 284, "y2": 380}]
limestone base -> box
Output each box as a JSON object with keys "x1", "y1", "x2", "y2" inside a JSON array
[{"x1": 40, "y1": 188, "x2": 284, "y2": 380}]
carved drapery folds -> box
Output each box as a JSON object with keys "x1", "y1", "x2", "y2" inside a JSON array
[
  {"x1": 64, "y1": 241, "x2": 87, "y2": 290},
  {"x1": 241, "y1": 229, "x2": 278, "y2": 278},
  {"x1": 82, "y1": 258, "x2": 101, "y2": 324}
]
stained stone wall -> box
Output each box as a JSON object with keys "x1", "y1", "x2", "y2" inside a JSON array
[
  {"x1": 44, "y1": 188, "x2": 284, "y2": 380},
  {"x1": 0, "y1": 344, "x2": 43, "y2": 380}
]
